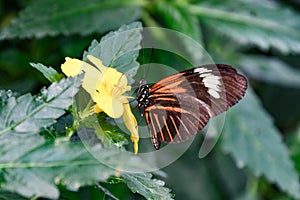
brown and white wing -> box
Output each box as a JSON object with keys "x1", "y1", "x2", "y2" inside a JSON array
[{"x1": 145, "y1": 64, "x2": 247, "y2": 147}]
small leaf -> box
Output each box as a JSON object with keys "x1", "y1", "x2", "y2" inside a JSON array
[
  {"x1": 30, "y1": 62, "x2": 64, "y2": 83},
  {"x1": 239, "y1": 55, "x2": 300, "y2": 87},
  {"x1": 221, "y1": 87, "x2": 300, "y2": 198},
  {"x1": 96, "y1": 183, "x2": 119, "y2": 200},
  {"x1": 83, "y1": 22, "x2": 142, "y2": 84},
  {"x1": 0, "y1": 75, "x2": 83, "y2": 136},
  {"x1": 122, "y1": 173, "x2": 174, "y2": 200},
  {"x1": 0, "y1": 0, "x2": 142, "y2": 40}
]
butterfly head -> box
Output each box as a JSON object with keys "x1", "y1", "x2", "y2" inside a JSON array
[{"x1": 139, "y1": 78, "x2": 147, "y2": 86}]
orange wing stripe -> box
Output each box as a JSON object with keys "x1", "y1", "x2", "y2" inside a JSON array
[
  {"x1": 169, "y1": 115, "x2": 180, "y2": 140},
  {"x1": 153, "y1": 113, "x2": 165, "y2": 142},
  {"x1": 162, "y1": 115, "x2": 173, "y2": 142}
]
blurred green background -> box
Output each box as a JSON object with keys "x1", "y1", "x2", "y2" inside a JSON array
[{"x1": 1, "y1": 0, "x2": 300, "y2": 199}]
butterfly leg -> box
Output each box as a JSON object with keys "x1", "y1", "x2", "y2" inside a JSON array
[
  {"x1": 151, "y1": 135, "x2": 161, "y2": 150},
  {"x1": 137, "y1": 102, "x2": 145, "y2": 117}
]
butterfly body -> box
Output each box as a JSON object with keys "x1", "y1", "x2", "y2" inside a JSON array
[
  {"x1": 137, "y1": 64, "x2": 247, "y2": 150},
  {"x1": 136, "y1": 79, "x2": 152, "y2": 115}
]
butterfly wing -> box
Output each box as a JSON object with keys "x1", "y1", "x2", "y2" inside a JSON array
[{"x1": 144, "y1": 64, "x2": 247, "y2": 148}]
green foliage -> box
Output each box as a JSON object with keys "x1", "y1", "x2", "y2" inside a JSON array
[
  {"x1": 155, "y1": 1, "x2": 203, "y2": 64},
  {"x1": 0, "y1": 0, "x2": 142, "y2": 39},
  {"x1": 0, "y1": 134, "x2": 107, "y2": 199},
  {"x1": 189, "y1": 0, "x2": 300, "y2": 54},
  {"x1": 0, "y1": 75, "x2": 82, "y2": 136},
  {"x1": 1, "y1": 0, "x2": 300, "y2": 199},
  {"x1": 238, "y1": 55, "x2": 300, "y2": 87},
  {"x1": 0, "y1": 21, "x2": 174, "y2": 199},
  {"x1": 123, "y1": 173, "x2": 174, "y2": 200},
  {"x1": 287, "y1": 126, "x2": 300, "y2": 174},
  {"x1": 0, "y1": 133, "x2": 171, "y2": 199},
  {"x1": 95, "y1": 112, "x2": 129, "y2": 149},
  {"x1": 222, "y1": 88, "x2": 300, "y2": 198},
  {"x1": 83, "y1": 22, "x2": 142, "y2": 84},
  {"x1": 0, "y1": 191, "x2": 27, "y2": 200},
  {"x1": 30, "y1": 63, "x2": 64, "y2": 83}
]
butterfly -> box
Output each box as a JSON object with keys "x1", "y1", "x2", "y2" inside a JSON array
[{"x1": 136, "y1": 64, "x2": 247, "y2": 150}]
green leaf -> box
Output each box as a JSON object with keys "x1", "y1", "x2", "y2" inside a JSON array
[
  {"x1": 0, "y1": 134, "x2": 115, "y2": 199},
  {"x1": 155, "y1": 1, "x2": 204, "y2": 64},
  {"x1": 95, "y1": 183, "x2": 119, "y2": 200},
  {"x1": 95, "y1": 113, "x2": 128, "y2": 148},
  {"x1": 221, "y1": 87, "x2": 300, "y2": 198},
  {"x1": 0, "y1": 191, "x2": 27, "y2": 200},
  {"x1": 74, "y1": 109, "x2": 128, "y2": 150},
  {"x1": 0, "y1": 75, "x2": 82, "y2": 136},
  {"x1": 238, "y1": 55, "x2": 300, "y2": 87},
  {"x1": 122, "y1": 173, "x2": 174, "y2": 200},
  {"x1": 0, "y1": 90, "x2": 18, "y2": 106},
  {"x1": 187, "y1": 0, "x2": 300, "y2": 54},
  {"x1": 0, "y1": 133, "x2": 171, "y2": 199},
  {"x1": 0, "y1": 0, "x2": 142, "y2": 40},
  {"x1": 83, "y1": 22, "x2": 142, "y2": 84},
  {"x1": 30, "y1": 62, "x2": 64, "y2": 83}
]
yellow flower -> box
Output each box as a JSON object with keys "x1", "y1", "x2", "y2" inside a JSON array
[{"x1": 61, "y1": 55, "x2": 139, "y2": 154}]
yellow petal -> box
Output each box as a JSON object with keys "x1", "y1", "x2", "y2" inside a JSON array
[
  {"x1": 92, "y1": 83, "x2": 124, "y2": 118},
  {"x1": 101, "y1": 68, "x2": 123, "y2": 92},
  {"x1": 61, "y1": 57, "x2": 83, "y2": 77},
  {"x1": 87, "y1": 55, "x2": 106, "y2": 72},
  {"x1": 117, "y1": 73, "x2": 129, "y2": 88},
  {"x1": 94, "y1": 104, "x2": 103, "y2": 113},
  {"x1": 61, "y1": 57, "x2": 102, "y2": 95},
  {"x1": 123, "y1": 102, "x2": 139, "y2": 154},
  {"x1": 87, "y1": 55, "x2": 130, "y2": 97},
  {"x1": 99, "y1": 67, "x2": 130, "y2": 95}
]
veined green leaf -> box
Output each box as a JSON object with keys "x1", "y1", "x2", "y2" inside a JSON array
[
  {"x1": 0, "y1": 0, "x2": 142, "y2": 40},
  {"x1": 0, "y1": 75, "x2": 82, "y2": 136},
  {"x1": 0, "y1": 133, "x2": 171, "y2": 199},
  {"x1": 0, "y1": 134, "x2": 114, "y2": 199},
  {"x1": 221, "y1": 87, "x2": 300, "y2": 198},
  {"x1": 238, "y1": 55, "x2": 300, "y2": 87},
  {"x1": 187, "y1": 0, "x2": 300, "y2": 54},
  {"x1": 122, "y1": 173, "x2": 174, "y2": 200},
  {"x1": 83, "y1": 22, "x2": 142, "y2": 84},
  {"x1": 30, "y1": 62, "x2": 64, "y2": 83}
]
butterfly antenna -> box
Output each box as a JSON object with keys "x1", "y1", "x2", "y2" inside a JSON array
[{"x1": 143, "y1": 47, "x2": 154, "y2": 80}]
